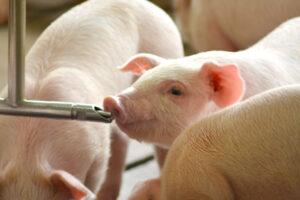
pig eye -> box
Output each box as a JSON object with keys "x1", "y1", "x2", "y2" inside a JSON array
[{"x1": 170, "y1": 88, "x2": 182, "y2": 96}]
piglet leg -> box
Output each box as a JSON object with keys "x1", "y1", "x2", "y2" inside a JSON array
[
  {"x1": 154, "y1": 145, "x2": 168, "y2": 170},
  {"x1": 98, "y1": 126, "x2": 129, "y2": 200}
]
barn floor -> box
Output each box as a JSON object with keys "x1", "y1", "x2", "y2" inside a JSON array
[{"x1": 0, "y1": 6, "x2": 159, "y2": 200}]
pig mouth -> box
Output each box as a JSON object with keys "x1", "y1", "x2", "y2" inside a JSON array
[{"x1": 115, "y1": 118, "x2": 156, "y2": 136}]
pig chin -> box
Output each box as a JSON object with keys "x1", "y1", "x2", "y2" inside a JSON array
[
  {"x1": 115, "y1": 117, "x2": 157, "y2": 142},
  {"x1": 116, "y1": 118, "x2": 181, "y2": 147}
]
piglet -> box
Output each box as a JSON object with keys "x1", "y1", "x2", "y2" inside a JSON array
[
  {"x1": 104, "y1": 17, "x2": 300, "y2": 199},
  {"x1": 174, "y1": 0, "x2": 300, "y2": 52},
  {"x1": 104, "y1": 16, "x2": 300, "y2": 147},
  {"x1": 162, "y1": 85, "x2": 300, "y2": 200},
  {"x1": 0, "y1": 0, "x2": 183, "y2": 199}
]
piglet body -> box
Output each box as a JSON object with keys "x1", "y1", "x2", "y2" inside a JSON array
[
  {"x1": 0, "y1": 0, "x2": 183, "y2": 199},
  {"x1": 174, "y1": 0, "x2": 300, "y2": 52},
  {"x1": 162, "y1": 85, "x2": 300, "y2": 200}
]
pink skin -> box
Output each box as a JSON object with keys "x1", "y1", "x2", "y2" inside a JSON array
[
  {"x1": 49, "y1": 170, "x2": 95, "y2": 199},
  {"x1": 173, "y1": 0, "x2": 300, "y2": 52},
  {"x1": 0, "y1": 0, "x2": 184, "y2": 198},
  {"x1": 104, "y1": 80, "x2": 204, "y2": 146},
  {"x1": 103, "y1": 54, "x2": 244, "y2": 147},
  {"x1": 105, "y1": 12, "x2": 300, "y2": 200},
  {"x1": 97, "y1": 126, "x2": 129, "y2": 200},
  {"x1": 161, "y1": 85, "x2": 300, "y2": 200},
  {"x1": 103, "y1": 55, "x2": 244, "y2": 199}
]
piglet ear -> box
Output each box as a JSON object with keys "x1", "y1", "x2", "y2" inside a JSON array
[
  {"x1": 49, "y1": 170, "x2": 95, "y2": 200},
  {"x1": 200, "y1": 62, "x2": 245, "y2": 108},
  {"x1": 119, "y1": 53, "x2": 165, "y2": 75}
]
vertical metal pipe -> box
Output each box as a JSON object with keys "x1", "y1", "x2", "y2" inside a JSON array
[
  {"x1": 0, "y1": 0, "x2": 113, "y2": 123},
  {"x1": 7, "y1": 0, "x2": 26, "y2": 107}
]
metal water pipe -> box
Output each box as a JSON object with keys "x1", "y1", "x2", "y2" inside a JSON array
[{"x1": 0, "y1": 0, "x2": 113, "y2": 123}]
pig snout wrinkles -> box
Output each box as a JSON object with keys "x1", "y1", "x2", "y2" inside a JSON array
[{"x1": 103, "y1": 96, "x2": 127, "y2": 123}]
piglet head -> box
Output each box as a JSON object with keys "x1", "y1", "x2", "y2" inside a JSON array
[{"x1": 104, "y1": 53, "x2": 245, "y2": 147}]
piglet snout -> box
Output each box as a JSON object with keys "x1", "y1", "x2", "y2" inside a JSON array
[{"x1": 103, "y1": 96, "x2": 126, "y2": 123}]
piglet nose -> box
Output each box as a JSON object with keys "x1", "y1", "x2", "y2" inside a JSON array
[{"x1": 103, "y1": 96, "x2": 126, "y2": 123}]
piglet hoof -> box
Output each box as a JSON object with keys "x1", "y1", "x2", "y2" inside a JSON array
[{"x1": 127, "y1": 177, "x2": 161, "y2": 200}]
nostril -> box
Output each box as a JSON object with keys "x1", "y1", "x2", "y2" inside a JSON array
[{"x1": 111, "y1": 106, "x2": 120, "y2": 118}]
